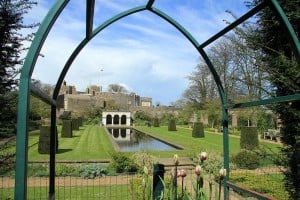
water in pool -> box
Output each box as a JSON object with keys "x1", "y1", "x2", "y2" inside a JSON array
[{"x1": 107, "y1": 128, "x2": 180, "y2": 152}]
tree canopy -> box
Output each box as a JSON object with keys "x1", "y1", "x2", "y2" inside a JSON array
[{"x1": 0, "y1": 0, "x2": 37, "y2": 137}]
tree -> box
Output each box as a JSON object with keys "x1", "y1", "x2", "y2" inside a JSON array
[
  {"x1": 107, "y1": 83, "x2": 128, "y2": 93},
  {"x1": 246, "y1": 0, "x2": 300, "y2": 198},
  {"x1": 0, "y1": 0, "x2": 37, "y2": 137}
]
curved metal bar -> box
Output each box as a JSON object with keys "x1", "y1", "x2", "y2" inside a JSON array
[
  {"x1": 53, "y1": 5, "x2": 147, "y2": 99},
  {"x1": 15, "y1": 1, "x2": 70, "y2": 199},
  {"x1": 268, "y1": 0, "x2": 300, "y2": 64},
  {"x1": 199, "y1": 1, "x2": 268, "y2": 49},
  {"x1": 148, "y1": 7, "x2": 227, "y2": 103}
]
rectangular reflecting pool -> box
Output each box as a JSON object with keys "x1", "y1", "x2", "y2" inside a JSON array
[{"x1": 107, "y1": 128, "x2": 182, "y2": 152}]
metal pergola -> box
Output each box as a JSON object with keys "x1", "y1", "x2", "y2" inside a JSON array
[{"x1": 14, "y1": 0, "x2": 300, "y2": 199}]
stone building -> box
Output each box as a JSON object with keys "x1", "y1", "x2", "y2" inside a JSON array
[{"x1": 56, "y1": 81, "x2": 152, "y2": 117}]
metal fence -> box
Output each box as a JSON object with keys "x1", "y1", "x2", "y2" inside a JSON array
[{"x1": 0, "y1": 164, "x2": 287, "y2": 199}]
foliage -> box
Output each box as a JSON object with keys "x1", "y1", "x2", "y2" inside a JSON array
[
  {"x1": 80, "y1": 164, "x2": 107, "y2": 179},
  {"x1": 134, "y1": 110, "x2": 152, "y2": 125},
  {"x1": 230, "y1": 173, "x2": 289, "y2": 199},
  {"x1": 160, "y1": 113, "x2": 176, "y2": 126},
  {"x1": 192, "y1": 122, "x2": 204, "y2": 138},
  {"x1": 131, "y1": 152, "x2": 158, "y2": 174},
  {"x1": 246, "y1": 0, "x2": 300, "y2": 198},
  {"x1": 240, "y1": 126, "x2": 258, "y2": 150},
  {"x1": 27, "y1": 164, "x2": 49, "y2": 177},
  {"x1": 168, "y1": 119, "x2": 177, "y2": 131},
  {"x1": 232, "y1": 150, "x2": 260, "y2": 170},
  {"x1": 0, "y1": 0, "x2": 38, "y2": 137},
  {"x1": 0, "y1": 141, "x2": 15, "y2": 175},
  {"x1": 109, "y1": 152, "x2": 138, "y2": 173}
]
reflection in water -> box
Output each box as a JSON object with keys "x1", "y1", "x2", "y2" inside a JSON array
[{"x1": 107, "y1": 128, "x2": 179, "y2": 152}]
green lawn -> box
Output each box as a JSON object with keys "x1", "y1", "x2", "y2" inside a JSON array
[
  {"x1": 28, "y1": 125, "x2": 115, "y2": 161},
  {"x1": 136, "y1": 126, "x2": 281, "y2": 158},
  {"x1": 1, "y1": 185, "x2": 132, "y2": 200},
  {"x1": 27, "y1": 125, "x2": 282, "y2": 161}
]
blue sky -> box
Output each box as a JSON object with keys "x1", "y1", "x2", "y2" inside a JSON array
[{"x1": 24, "y1": 0, "x2": 249, "y2": 105}]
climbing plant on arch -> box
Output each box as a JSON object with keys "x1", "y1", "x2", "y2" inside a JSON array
[{"x1": 15, "y1": 0, "x2": 300, "y2": 199}]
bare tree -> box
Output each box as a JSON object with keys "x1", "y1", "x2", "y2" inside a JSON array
[{"x1": 107, "y1": 83, "x2": 128, "y2": 93}]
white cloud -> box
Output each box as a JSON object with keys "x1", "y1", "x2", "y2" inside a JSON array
[{"x1": 26, "y1": 0, "x2": 247, "y2": 105}]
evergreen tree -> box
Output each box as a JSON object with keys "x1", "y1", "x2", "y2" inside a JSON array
[
  {"x1": 247, "y1": 0, "x2": 300, "y2": 198},
  {"x1": 0, "y1": 0, "x2": 37, "y2": 137}
]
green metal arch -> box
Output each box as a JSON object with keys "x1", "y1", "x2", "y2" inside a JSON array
[{"x1": 15, "y1": 0, "x2": 300, "y2": 199}]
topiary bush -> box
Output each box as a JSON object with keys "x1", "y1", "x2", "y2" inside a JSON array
[
  {"x1": 192, "y1": 122, "x2": 204, "y2": 138},
  {"x1": 232, "y1": 149, "x2": 260, "y2": 170},
  {"x1": 153, "y1": 117, "x2": 160, "y2": 127},
  {"x1": 168, "y1": 119, "x2": 176, "y2": 131},
  {"x1": 240, "y1": 126, "x2": 258, "y2": 150}
]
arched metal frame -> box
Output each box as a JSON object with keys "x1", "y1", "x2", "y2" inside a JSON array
[{"x1": 15, "y1": 0, "x2": 300, "y2": 199}]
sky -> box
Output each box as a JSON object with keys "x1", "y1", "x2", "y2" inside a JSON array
[{"x1": 23, "y1": 0, "x2": 249, "y2": 105}]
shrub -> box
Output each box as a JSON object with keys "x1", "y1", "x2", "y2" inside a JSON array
[
  {"x1": 110, "y1": 153, "x2": 138, "y2": 173},
  {"x1": 240, "y1": 126, "x2": 258, "y2": 150},
  {"x1": 80, "y1": 164, "x2": 107, "y2": 179},
  {"x1": 56, "y1": 164, "x2": 80, "y2": 177},
  {"x1": 232, "y1": 150, "x2": 260, "y2": 169},
  {"x1": 131, "y1": 152, "x2": 158, "y2": 173},
  {"x1": 168, "y1": 119, "x2": 176, "y2": 131},
  {"x1": 27, "y1": 164, "x2": 49, "y2": 177},
  {"x1": 192, "y1": 122, "x2": 204, "y2": 138},
  {"x1": 230, "y1": 173, "x2": 288, "y2": 199},
  {"x1": 153, "y1": 117, "x2": 160, "y2": 127}
]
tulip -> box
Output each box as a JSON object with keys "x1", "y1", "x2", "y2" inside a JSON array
[
  {"x1": 177, "y1": 170, "x2": 181, "y2": 177},
  {"x1": 180, "y1": 169, "x2": 187, "y2": 178},
  {"x1": 173, "y1": 154, "x2": 179, "y2": 165},
  {"x1": 219, "y1": 168, "x2": 226, "y2": 179},
  {"x1": 195, "y1": 165, "x2": 202, "y2": 176},
  {"x1": 199, "y1": 151, "x2": 207, "y2": 161}
]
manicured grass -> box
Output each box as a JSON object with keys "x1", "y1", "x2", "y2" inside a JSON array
[
  {"x1": 28, "y1": 125, "x2": 115, "y2": 161},
  {"x1": 27, "y1": 125, "x2": 282, "y2": 161},
  {"x1": 1, "y1": 185, "x2": 131, "y2": 200},
  {"x1": 136, "y1": 126, "x2": 282, "y2": 158}
]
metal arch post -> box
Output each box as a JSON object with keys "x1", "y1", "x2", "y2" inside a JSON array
[
  {"x1": 14, "y1": 1, "x2": 70, "y2": 199},
  {"x1": 198, "y1": 48, "x2": 230, "y2": 200},
  {"x1": 86, "y1": 0, "x2": 95, "y2": 39}
]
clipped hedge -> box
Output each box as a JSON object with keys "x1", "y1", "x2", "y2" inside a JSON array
[
  {"x1": 61, "y1": 120, "x2": 73, "y2": 138},
  {"x1": 240, "y1": 126, "x2": 258, "y2": 150},
  {"x1": 38, "y1": 126, "x2": 58, "y2": 154},
  {"x1": 168, "y1": 119, "x2": 176, "y2": 131},
  {"x1": 153, "y1": 117, "x2": 160, "y2": 127},
  {"x1": 72, "y1": 118, "x2": 79, "y2": 130},
  {"x1": 192, "y1": 122, "x2": 204, "y2": 138}
]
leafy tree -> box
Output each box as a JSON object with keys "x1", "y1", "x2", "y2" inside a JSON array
[
  {"x1": 0, "y1": 0, "x2": 37, "y2": 137},
  {"x1": 246, "y1": 0, "x2": 300, "y2": 198}
]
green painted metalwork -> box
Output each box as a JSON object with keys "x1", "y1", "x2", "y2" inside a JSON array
[
  {"x1": 225, "y1": 94, "x2": 300, "y2": 109},
  {"x1": 15, "y1": 0, "x2": 300, "y2": 199},
  {"x1": 30, "y1": 83, "x2": 56, "y2": 106},
  {"x1": 53, "y1": 5, "x2": 147, "y2": 99},
  {"x1": 14, "y1": 1, "x2": 69, "y2": 199},
  {"x1": 199, "y1": 1, "x2": 268, "y2": 49},
  {"x1": 86, "y1": 0, "x2": 95, "y2": 39},
  {"x1": 269, "y1": 0, "x2": 300, "y2": 64}
]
